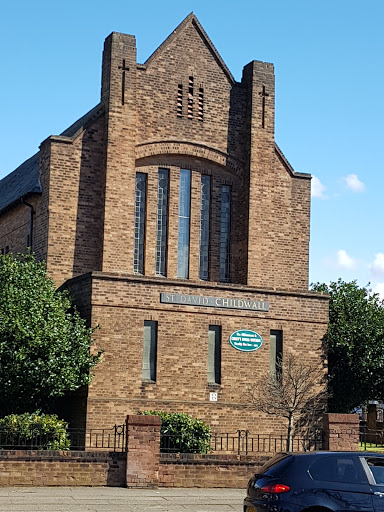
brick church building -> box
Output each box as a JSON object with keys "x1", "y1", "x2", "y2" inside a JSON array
[{"x1": 0, "y1": 14, "x2": 328, "y2": 432}]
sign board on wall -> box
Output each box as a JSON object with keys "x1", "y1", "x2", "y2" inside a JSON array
[
  {"x1": 229, "y1": 330, "x2": 263, "y2": 352},
  {"x1": 160, "y1": 293, "x2": 269, "y2": 312}
]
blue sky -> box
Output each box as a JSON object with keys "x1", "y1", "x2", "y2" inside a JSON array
[{"x1": 1, "y1": 0, "x2": 383, "y2": 294}]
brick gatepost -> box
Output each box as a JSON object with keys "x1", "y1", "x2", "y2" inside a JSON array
[
  {"x1": 125, "y1": 414, "x2": 161, "y2": 488},
  {"x1": 323, "y1": 413, "x2": 360, "y2": 451}
]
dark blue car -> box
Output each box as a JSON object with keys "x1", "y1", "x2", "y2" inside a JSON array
[{"x1": 244, "y1": 451, "x2": 384, "y2": 512}]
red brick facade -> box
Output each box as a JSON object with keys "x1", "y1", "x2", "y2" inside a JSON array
[{"x1": 0, "y1": 14, "x2": 329, "y2": 433}]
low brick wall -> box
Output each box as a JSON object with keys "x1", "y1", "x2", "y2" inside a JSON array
[
  {"x1": 323, "y1": 413, "x2": 360, "y2": 451},
  {"x1": 0, "y1": 450, "x2": 126, "y2": 486},
  {"x1": 159, "y1": 453, "x2": 269, "y2": 488}
]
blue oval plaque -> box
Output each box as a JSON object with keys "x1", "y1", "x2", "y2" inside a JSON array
[{"x1": 229, "y1": 330, "x2": 263, "y2": 352}]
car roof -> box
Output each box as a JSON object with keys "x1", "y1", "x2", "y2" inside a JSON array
[{"x1": 276, "y1": 451, "x2": 384, "y2": 457}]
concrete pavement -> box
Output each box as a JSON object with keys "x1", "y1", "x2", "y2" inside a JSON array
[{"x1": 0, "y1": 487, "x2": 245, "y2": 512}]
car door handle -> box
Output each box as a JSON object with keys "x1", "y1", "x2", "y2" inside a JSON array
[{"x1": 374, "y1": 492, "x2": 384, "y2": 497}]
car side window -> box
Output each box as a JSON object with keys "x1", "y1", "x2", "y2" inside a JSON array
[
  {"x1": 309, "y1": 456, "x2": 364, "y2": 484},
  {"x1": 365, "y1": 458, "x2": 384, "y2": 485}
]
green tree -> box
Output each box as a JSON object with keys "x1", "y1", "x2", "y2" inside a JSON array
[
  {"x1": 312, "y1": 279, "x2": 384, "y2": 413},
  {"x1": 0, "y1": 253, "x2": 101, "y2": 415}
]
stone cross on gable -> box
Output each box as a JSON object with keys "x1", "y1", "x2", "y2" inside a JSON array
[
  {"x1": 118, "y1": 59, "x2": 130, "y2": 105},
  {"x1": 259, "y1": 85, "x2": 269, "y2": 129}
]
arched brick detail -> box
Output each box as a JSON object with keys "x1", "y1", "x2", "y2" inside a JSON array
[{"x1": 135, "y1": 141, "x2": 244, "y2": 177}]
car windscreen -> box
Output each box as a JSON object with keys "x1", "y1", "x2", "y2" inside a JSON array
[{"x1": 257, "y1": 454, "x2": 294, "y2": 477}]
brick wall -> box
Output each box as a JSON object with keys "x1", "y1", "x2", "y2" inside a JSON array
[
  {"x1": 63, "y1": 272, "x2": 328, "y2": 433},
  {"x1": 0, "y1": 450, "x2": 126, "y2": 487},
  {"x1": 159, "y1": 453, "x2": 268, "y2": 488},
  {"x1": 126, "y1": 414, "x2": 161, "y2": 488},
  {"x1": 323, "y1": 413, "x2": 360, "y2": 451},
  {"x1": 1, "y1": 14, "x2": 315, "y2": 293}
]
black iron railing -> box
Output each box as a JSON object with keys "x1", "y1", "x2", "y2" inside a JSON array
[
  {"x1": 0, "y1": 424, "x2": 126, "y2": 452},
  {"x1": 160, "y1": 429, "x2": 323, "y2": 454},
  {"x1": 360, "y1": 426, "x2": 384, "y2": 450}
]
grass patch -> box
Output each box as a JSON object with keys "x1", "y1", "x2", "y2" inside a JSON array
[{"x1": 360, "y1": 442, "x2": 384, "y2": 452}]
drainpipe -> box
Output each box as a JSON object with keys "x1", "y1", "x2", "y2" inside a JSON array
[{"x1": 21, "y1": 198, "x2": 35, "y2": 251}]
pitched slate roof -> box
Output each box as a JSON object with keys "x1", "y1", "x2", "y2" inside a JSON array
[
  {"x1": 0, "y1": 153, "x2": 41, "y2": 214},
  {"x1": 60, "y1": 104, "x2": 102, "y2": 137},
  {"x1": 0, "y1": 104, "x2": 103, "y2": 215}
]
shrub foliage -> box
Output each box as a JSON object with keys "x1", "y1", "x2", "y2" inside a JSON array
[
  {"x1": 140, "y1": 411, "x2": 211, "y2": 453},
  {"x1": 0, "y1": 413, "x2": 70, "y2": 450}
]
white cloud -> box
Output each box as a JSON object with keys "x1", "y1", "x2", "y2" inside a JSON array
[
  {"x1": 311, "y1": 176, "x2": 326, "y2": 199},
  {"x1": 374, "y1": 282, "x2": 384, "y2": 301},
  {"x1": 371, "y1": 253, "x2": 384, "y2": 277},
  {"x1": 337, "y1": 249, "x2": 357, "y2": 270},
  {"x1": 343, "y1": 173, "x2": 365, "y2": 192}
]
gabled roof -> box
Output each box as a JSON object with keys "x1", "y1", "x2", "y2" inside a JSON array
[
  {"x1": 0, "y1": 104, "x2": 104, "y2": 215},
  {"x1": 0, "y1": 153, "x2": 41, "y2": 214},
  {"x1": 143, "y1": 13, "x2": 235, "y2": 85},
  {"x1": 60, "y1": 103, "x2": 103, "y2": 138}
]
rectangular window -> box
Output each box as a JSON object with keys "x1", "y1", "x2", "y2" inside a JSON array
[
  {"x1": 142, "y1": 320, "x2": 157, "y2": 381},
  {"x1": 177, "y1": 169, "x2": 191, "y2": 278},
  {"x1": 219, "y1": 185, "x2": 231, "y2": 282},
  {"x1": 270, "y1": 330, "x2": 283, "y2": 378},
  {"x1": 133, "y1": 173, "x2": 147, "y2": 274},
  {"x1": 199, "y1": 175, "x2": 211, "y2": 280},
  {"x1": 155, "y1": 168, "x2": 169, "y2": 276},
  {"x1": 208, "y1": 325, "x2": 221, "y2": 385}
]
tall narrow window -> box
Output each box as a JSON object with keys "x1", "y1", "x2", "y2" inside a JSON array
[
  {"x1": 142, "y1": 320, "x2": 157, "y2": 381},
  {"x1": 270, "y1": 330, "x2": 283, "y2": 378},
  {"x1": 188, "y1": 76, "x2": 194, "y2": 119},
  {"x1": 177, "y1": 169, "x2": 191, "y2": 278},
  {"x1": 199, "y1": 175, "x2": 211, "y2": 280},
  {"x1": 219, "y1": 185, "x2": 231, "y2": 282},
  {"x1": 208, "y1": 325, "x2": 221, "y2": 385},
  {"x1": 133, "y1": 173, "x2": 147, "y2": 274},
  {"x1": 155, "y1": 168, "x2": 169, "y2": 276}
]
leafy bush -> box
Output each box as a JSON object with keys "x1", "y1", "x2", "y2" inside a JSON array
[
  {"x1": 0, "y1": 413, "x2": 70, "y2": 450},
  {"x1": 140, "y1": 411, "x2": 211, "y2": 453},
  {"x1": 0, "y1": 252, "x2": 101, "y2": 415}
]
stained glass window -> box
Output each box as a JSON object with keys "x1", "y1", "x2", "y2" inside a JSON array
[
  {"x1": 133, "y1": 173, "x2": 147, "y2": 274},
  {"x1": 199, "y1": 175, "x2": 211, "y2": 280},
  {"x1": 219, "y1": 185, "x2": 231, "y2": 282},
  {"x1": 155, "y1": 169, "x2": 169, "y2": 276},
  {"x1": 177, "y1": 169, "x2": 191, "y2": 278}
]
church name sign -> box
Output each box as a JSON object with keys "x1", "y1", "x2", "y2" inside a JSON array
[{"x1": 160, "y1": 293, "x2": 269, "y2": 312}]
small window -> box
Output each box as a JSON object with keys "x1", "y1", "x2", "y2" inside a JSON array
[
  {"x1": 142, "y1": 321, "x2": 157, "y2": 381},
  {"x1": 5, "y1": 246, "x2": 9, "y2": 254},
  {"x1": 270, "y1": 330, "x2": 283, "y2": 378},
  {"x1": 208, "y1": 325, "x2": 221, "y2": 385},
  {"x1": 258, "y1": 454, "x2": 294, "y2": 476},
  {"x1": 309, "y1": 456, "x2": 362, "y2": 484},
  {"x1": 366, "y1": 458, "x2": 384, "y2": 485}
]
